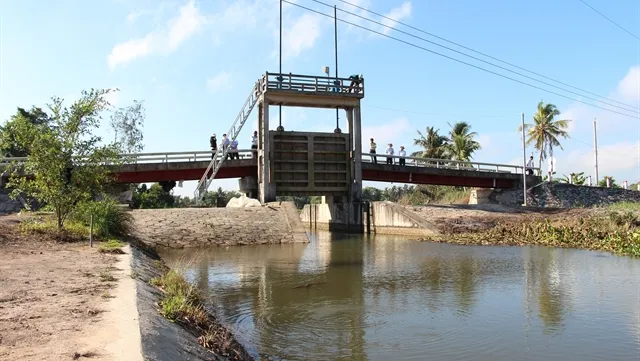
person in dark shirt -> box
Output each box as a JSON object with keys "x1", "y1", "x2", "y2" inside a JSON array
[{"x1": 210, "y1": 133, "x2": 217, "y2": 159}]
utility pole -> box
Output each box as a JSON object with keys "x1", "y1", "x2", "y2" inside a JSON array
[
  {"x1": 334, "y1": 5, "x2": 340, "y2": 133},
  {"x1": 278, "y1": 0, "x2": 283, "y2": 131},
  {"x1": 521, "y1": 112, "x2": 527, "y2": 206},
  {"x1": 594, "y1": 118, "x2": 599, "y2": 184}
]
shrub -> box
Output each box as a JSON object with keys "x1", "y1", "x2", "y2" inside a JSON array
[{"x1": 71, "y1": 199, "x2": 134, "y2": 238}]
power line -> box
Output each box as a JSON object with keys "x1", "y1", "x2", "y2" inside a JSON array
[
  {"x1": 334, "y1": 0, "x2": 639, "y2": 111},
  {"x1": 364, "y1": 105, "x2": 510, "y2": 119},
  {"x1": 576, "y1": 0, "x2": 640, "y2": 41},
  {"x1": 284, "y1": 0, "x2": 640, "y2": 120},
  {"x1": 314, "y1": 0, "x2": 639, "y2": 115}
]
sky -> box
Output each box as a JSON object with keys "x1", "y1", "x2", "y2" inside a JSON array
[{"x1": 1, "y1": 0, "x2": 639, "y2": 197}]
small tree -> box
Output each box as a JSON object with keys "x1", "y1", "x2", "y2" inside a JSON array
[
  {"x1": 110, "y1": 100, "x2": 145, "y2": 154},
  {"x1": 7, "y1": 89, "x2": 122, "y2": 230}
]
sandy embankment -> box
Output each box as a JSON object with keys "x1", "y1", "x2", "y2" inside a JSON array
[{"x1": 0, "y1": 217, "x2": 143, "y2": 361}]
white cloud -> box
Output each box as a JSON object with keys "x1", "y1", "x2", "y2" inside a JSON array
[
  {"x1": 566, "y1": 141, "x2": 640, "y2": 176},
  {"x1": 127, "y1": 11, "x2": 140, "y2": 23},
  {"x1": 561, "y1": 65, "x2": 640, "y2": 134},
  {"x1": 381, "y1": 1, "x2": 412, "y2": 35},
  {"x1": 282, "y1": 13, "x2": 322, "y2": 60},
  {"x1": 361, "y1": 118, "x2": 412, "y2": 152},
  {"x1": 107, "y1": 0, "x2": 205, "y2": 70},
  {"x1": 206, "y1": 71, "x2": 232, "y2": 93}
]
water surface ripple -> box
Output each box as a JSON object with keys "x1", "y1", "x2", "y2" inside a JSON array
[{"x1": 162, "y1": 232, "x2": 640, "y2": 361}]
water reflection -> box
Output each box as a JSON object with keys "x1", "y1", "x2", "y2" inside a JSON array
[{"x1": 161, "y1": 232, "x2": 640, "y2": 361}]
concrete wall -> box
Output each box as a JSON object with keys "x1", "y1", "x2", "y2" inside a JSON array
[
  {"x1": 300, "y1": 201, "x2": 438, "y2": 236},
  {"x1": 369, "y1": 202, "x2": 439, "y2": 236},
  {"x1": 300, "y1": 203, "x2": 364, "y2": 233},
  {"x1": 469, "y1": 188, "x2": 492, "y2": 205},
  {"x1": 131, "y1": 202, "x2": 309, "y2": 248}
]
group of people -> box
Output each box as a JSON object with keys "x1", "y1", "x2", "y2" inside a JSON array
[
  {"x1": 369, "y1": 138, "x2": 407, "y2": 165},
  {"x1": 209, "y1": 131, "x2": 259, "y2": 160}
]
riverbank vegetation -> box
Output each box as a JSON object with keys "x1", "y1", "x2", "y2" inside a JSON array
[
  {"x1": 422, "y1": 207, "x2": 640, "y2": 257},
  {"x1": 149, "y1": 267, "x2": 252, "y2": 360}
]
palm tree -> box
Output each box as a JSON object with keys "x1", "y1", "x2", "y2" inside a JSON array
[
  {"x1": 412, "y1": 126, "x2": 448, "y2": 159},
  {"x1": 519, "y1": 101, "x2": 570, "y2": 174},
  {"x1": 445, "y1": 121, "x2": 481, "y2": 162}
]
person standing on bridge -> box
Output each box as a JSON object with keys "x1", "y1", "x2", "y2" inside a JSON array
[
  {"x1": 526, "y1": 155, "x2": 534, "y2": 175},
  {"x1": 210, "y1": 133, "x2": 217, "y2": 159},
  {"x1": 251, "y1": 131, "x2": 258, "y2": 159},
  {"x1": 369, "y1": 138, "x2": 377, "y2": 163},
  {"x1": 230, "y1": 139, "x2": 239, "y2": 160},
  {"x1": 222, "y1": 134, "x2": 230, "y2": 160},
  {"x1": 398, "y1": 146, "x2": 406, "y2": 166},
  {"x1": 386, "y1": 143, "x2": 394, "y2": 165}
]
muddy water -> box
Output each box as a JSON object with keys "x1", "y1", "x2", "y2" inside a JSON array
[{"x1": 160, "y1": 232, "x2": 640, "y2": 361}]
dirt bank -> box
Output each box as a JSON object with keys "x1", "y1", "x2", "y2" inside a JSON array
[
  {"x1": 0, "y1": 216, "x2": 143, "y2": 361},
  {"x1": 400, "y1": 203, "x2": 587, "y2": 234}
]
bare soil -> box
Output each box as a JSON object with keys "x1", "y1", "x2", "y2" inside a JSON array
[
  {"x1": 403, "y1": 204, "x2": 596, "y2": 234},
  {"x1": 0, "y1": 215, "x2": 140, "y2": 361}
]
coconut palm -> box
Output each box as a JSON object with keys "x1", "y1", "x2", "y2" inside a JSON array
[
  {"x1": 412, "y1": 126, "x2": 448, "y2": 159},
  {"x1": 445, "y1": 121, "x2": 481, "y2": 161},
  {"x1": 519, "y1": 101, "x2": 571, "y2": 174}
]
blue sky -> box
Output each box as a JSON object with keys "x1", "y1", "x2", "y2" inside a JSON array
[{"x1": 1, "y1": 0, "x2": 639, "y2": 196}]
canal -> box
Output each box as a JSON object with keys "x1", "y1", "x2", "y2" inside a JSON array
[{"x1": 160, "y1": 232, "x2": 640, "y2": 361}]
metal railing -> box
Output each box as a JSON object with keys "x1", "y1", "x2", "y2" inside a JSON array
[
  {"x1": 2, "y1": 151, "x2": 537, "y2": 175},
  {"x1": 362, "y1": 153, "x2": 539, "y2": 175},
  {"x1": 260, "y1": 72, "x2": 364, "y2": 95},
  {"x1": 0, "y1": 150, "x2": 256, "y2": 167},
  {"x1": 194, "y1": 80, "x2": 262, "y2": 202}
]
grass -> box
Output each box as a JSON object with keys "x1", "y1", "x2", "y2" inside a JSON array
[
  {"x1": 18, "y1": 217, "x2": 89, "y2": 241},
  {"x1": 422, "y1": 211, "x2": 640, "y2": 258},
  {"x1": 70, "y1": 199, "x2": 134, "y2": 239},
  {"x1": 97, "y1": 239, "x2": 126, "y2": 254},
  {"x1": 608, "y1": 201, "x2": 640, "y2": 211},
  {"x1": 99, "y1": 270, "x2": 116, "y2": 282},
  {"x1": 149, "y1": 266, "x2": 251, "y2": 360}
]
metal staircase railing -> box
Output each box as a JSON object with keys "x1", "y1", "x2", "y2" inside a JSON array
[{"x1": 194, "y1": 80, "x2": 262, "y2": 203}]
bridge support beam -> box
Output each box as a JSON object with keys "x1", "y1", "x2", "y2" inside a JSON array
[
  {"x1": 239, "y1": 176, "x2": 258, "y2": 199},
  {"x1": 258, "y1": 101, "x2": 276, "y2": 203}
]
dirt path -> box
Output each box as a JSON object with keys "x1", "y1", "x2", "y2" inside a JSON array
[{"x1": 0, "y1": 217, "x2": 143, "y2": 361}]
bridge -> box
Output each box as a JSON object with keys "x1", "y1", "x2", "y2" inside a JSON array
[
  {"x1": 0, "y1": 149, "x2": 537, "y2": 190},
  {"x1": 0, "y1": 71, "x2": 541, "y2": 210}
]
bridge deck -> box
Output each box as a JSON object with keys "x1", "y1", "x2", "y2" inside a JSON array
[{"x1": 2, "y1": 150, "x2": 539, "y2": 188}]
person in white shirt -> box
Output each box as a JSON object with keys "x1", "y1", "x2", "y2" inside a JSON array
[
  {"x1": 369, "y1": 138, "x2": 377, "y2": 163},
  {"x1": 251, "y1": 131, "x2": 258, "y2": 158},
  {"x1": 230, "y1": 139, "x2": 239, "y2": 160},
  {"x1": 526, "y1": 155, "x2": 534, "y2": 175},
  {"x1": 398, "y1": 146, "x2": 406, "y2": 166},
  {"x1": 386, "y1": 143, "x2": 394, "y2": 165},
  {"x1": 222, "y1": 134, "x2": 231, "y2": 160}
]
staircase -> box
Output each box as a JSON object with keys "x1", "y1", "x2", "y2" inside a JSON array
[{"x1": 194, "y1": 81, "x2": 262, "y2": 203}]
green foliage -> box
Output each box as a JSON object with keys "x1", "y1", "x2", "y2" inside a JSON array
[
  {"x1": 598, "y1": 176, "x2": 619, "y2": 188},
  {"x1": 608, "y1": 201, "x2": 640, "y2": 211},
  {"x1": 412, "y1": 122, "x2": 481, "y2": 162},
  {"x1": 362, "y1": 185, "x2": 467, "y2": 205},
  {"x1": 110, "y1": 100, "x2": 145, "y2": 154},
  {"x1": 132, "y1": 183, "x2": 175, "y2": 208},
  {"x1": 71, "y1": 199, "x2": 134, "y2": 238},
  {"x1": 424, "y1": 213, "x2": 640, "y2": 257},
  {"x1": 276, "y1": 195, "x2": 322, "y2": 209},
  {"x1": 0, "y1": 106, "x2": 51, "y2": 157},
  {"x1": 519, "y1": 101, "x2": 571, "y2": 174},
  {"x1": 6, "y1": 89, "x2": 122, "y2": 230},
  {"x1": 412, "y1": 126, "x2": 448, "y2": 159},
  {"x1": 18, "y1": 217, "x2": 89, "y2": 240},
  {"x1": 98, "y1": 239, "x2": 126, "y2": 254},
  {"x1": 559, "y1": 172, "x2": 586, "y2": 185},
  {"x1": 445, "y1": 121, "x2": 482, "y2": 162}
]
